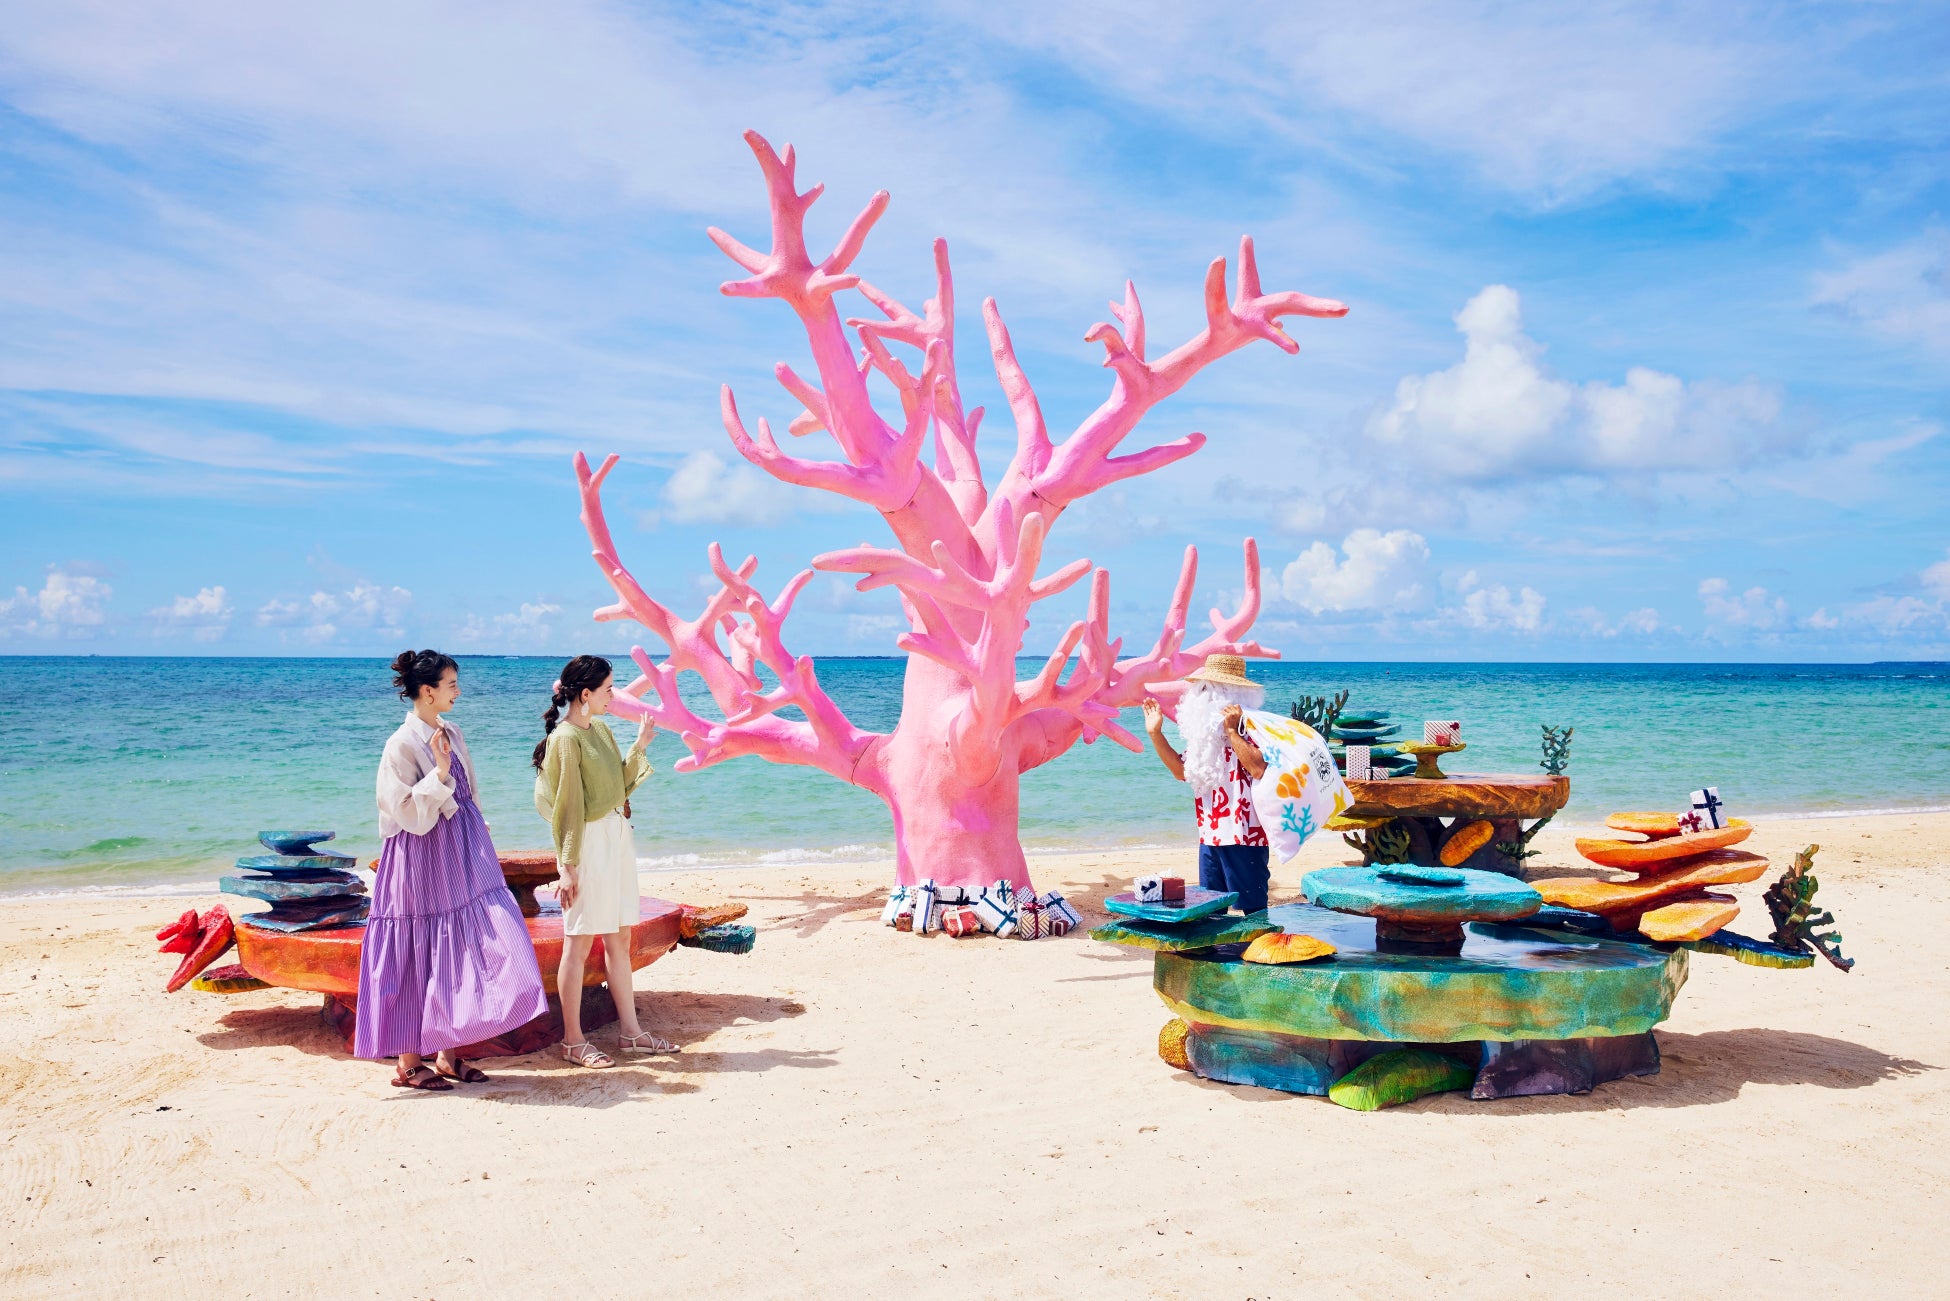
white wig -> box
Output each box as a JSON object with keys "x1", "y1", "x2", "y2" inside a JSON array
[{"x1": 1177, "y1": 679, "x2": 1265, "y2": 793}]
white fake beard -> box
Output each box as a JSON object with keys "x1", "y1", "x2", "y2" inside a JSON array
[{"x1": 1177, "y1": 681, "x2": 1265, "y2": 793}]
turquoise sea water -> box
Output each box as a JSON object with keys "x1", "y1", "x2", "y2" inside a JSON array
[{"x1": 0, "y1": 656, "x2": 1944, "y2": 895}]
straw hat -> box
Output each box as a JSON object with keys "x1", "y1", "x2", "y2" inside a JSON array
[{"x1": 1185, "y1": 654, "x2": 1256, "y2": 688}]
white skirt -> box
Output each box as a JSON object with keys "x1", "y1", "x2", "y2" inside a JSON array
[{"x1": 563, "y1": 811, "x2": 641, "y2": 936}]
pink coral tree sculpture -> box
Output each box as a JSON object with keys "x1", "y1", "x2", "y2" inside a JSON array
[{"x1": 575, "y1": 131, "x2": 1346, "y2": 893}]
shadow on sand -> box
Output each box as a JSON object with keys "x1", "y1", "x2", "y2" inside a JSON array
[{"x1": 1165, "y1": 1026, "x2": 1939, "y2": 1112}]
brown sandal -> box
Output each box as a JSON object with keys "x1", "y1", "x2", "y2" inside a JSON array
[
  {"x1": 392, "y1": 1063, "x2": 453, "y2": 1091},
  {"x1": 437, "y1": 1057, "x2": 488, "y2": 1083}
]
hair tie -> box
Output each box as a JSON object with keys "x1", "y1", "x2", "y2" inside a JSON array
[{"x1": 551, "y1": 680, "x2": 563, "y2": 694}]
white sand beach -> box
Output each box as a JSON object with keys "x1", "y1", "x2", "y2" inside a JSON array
[{"x1": 2, "y1": 811, "x2": 1945, "y2": 1297}]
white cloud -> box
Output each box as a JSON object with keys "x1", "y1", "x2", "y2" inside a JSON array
[
  {"x1": 1456, "y1": 570, "x2": 1547, "y2": 633},
  {"x1": 1367, "y1": 285, "x2": 1786, "y2": 483},
  {"x1": 1567, "y1": 605, "x2": 1659, "y2": 637},
  {"x1": 257, "y1": 579, "x2": 411, "y2": 644},
  {"x1": 1698, "y1": 577, "x2": 1788, "y2": 631},
  {"x1": 648, "y1": 450, "x2": 819, "y2": 527},
  {"x1": 1812, "y1": 231, "x2": 1950, "y2": 355},
  {"x1": 1923, "y1": 550, "x2": 1950, "y2": 602},
  {"x1": 149, "y1": 585, "x2": 231, "y2": 641},
  {"x1": 1279, "y1": 529, "x2": 1431, "y2": 614},
  {"x1": 847, "y1": 613, "x2": 905, "y2": 643},
  {"x1": 0, "y1": 565, "x2": 112, "y2": 639},
  {"x1": 456, "y1": 599, "x2": 564, "y2": 650},
  {"x1": 1804, "y1": 607, "x2": 1840, "y2": 631},
  {"x1": 952, "y1": 4, "x2": 1782, "y2": 199}
]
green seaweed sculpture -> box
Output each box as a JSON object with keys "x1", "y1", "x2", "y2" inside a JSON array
[
  {"x1": 1291, "y1": 690, "x2": 1350, "y2": 739},
  {"x1": 1764, "y1": 844, "x2": 1853, "y2": 972},
  {"x1": 1494, "y1": 812, "x2": 1554, "y2": 869},
  {"x1": 1539, "y1": 724, "x2": 1574, "y2": 776},
  {"x1": 1344, "y1": 820, "x2": 1412, "y2": 866}
]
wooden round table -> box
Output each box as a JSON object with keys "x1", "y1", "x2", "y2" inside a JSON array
[{"x1": 1340, "y1": 772, "x2": 1570, "y2": 874}]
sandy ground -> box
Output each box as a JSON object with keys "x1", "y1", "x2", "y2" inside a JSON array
[{"x1": 1, "y1": 811, "x2": 1945, "y2": 1298}]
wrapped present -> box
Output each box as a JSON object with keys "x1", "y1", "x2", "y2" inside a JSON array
[
  {"x1": 1135, "y1": 875, "x2": 1164, "y2": 903},
  {"x1": 1015, "y1": 899, "x2": 1045, "y2": 939},
  {"x1": 935, "y1": 885, "x2": 968, "y2": 905},
  {"x1": 1043, "y1": 912, "x2": 1073, "y2": 938},
  {"x1": 1424, "y1": 720, "x2": 1462, "y2": 745},
  {"x1": 1160, "y1": 876, "x2": 1185, "y2": 901},
  {"x1": 973, "y1": 880, "x2": 1019, "y2": 937},
  {"x1": 1040, "y1": 890, "x2": 1082, "y2": 930},
  {"x1": 1344, "y1": 745, "x2": 1372, "y2": 780},
  {"x1": 894, "y1": 912, "x2": 914, "y2": 932},
  {"x1": 880, "y1": 885, "x2": 912, "y2": 927},
  {"x1": 1689, "y1": 786, "x2": 1726, "y2": 830},
  {"x1": 1676, "y1": 809, "x2": 1705, "y2": 834},
  {"x1": 941, "y1": 906, "x2": 982, "y2": 937},
  {"x1": 910, "y1": 879, "x2": 940, "y2": 934}
]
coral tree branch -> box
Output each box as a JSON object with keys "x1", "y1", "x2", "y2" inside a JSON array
[{"x1": 576, "y1": 451, "x2": 881, "y2": 790}]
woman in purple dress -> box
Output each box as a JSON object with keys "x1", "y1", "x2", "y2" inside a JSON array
[{"x1": 357, "y1": 650, "x2": 549, "y2": 1090}]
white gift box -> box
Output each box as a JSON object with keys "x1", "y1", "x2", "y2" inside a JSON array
[
  {"x1": 1676, "y1": 809, "x2": 1705, "y2": 834},
  {"x1": 880, "y1": 885, "x2": 911, "y2": 927},
  {"x1": 1039, "y1": 890, "x2": 1082, "y2": 930},
  {"x1": 934, "y1": 885, "x2": 968, "y2": 905},
  {"x1": 1134, "y1": 874, "x2": 1164, "y2": 903},
  {"x1": 909, "y1": 879, "x2": 940, "y2": 934},
  {"x1": 1424, "y1": 720, "x2": 1461, "y2": 745},
  {"x1": 1689, "y1": 787, "x2": 1726, "y2": 830},
  {"x1": 1344, "y1": 745, "x2": 1371, "y2": 780},
  {"x1": 973, "y1": 880, "x2": 1018, "y2": 937}
]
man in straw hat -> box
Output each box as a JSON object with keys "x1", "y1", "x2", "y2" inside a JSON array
[{"x1": 1141, "y1": 654, "x2": 1271, "y2": 914}]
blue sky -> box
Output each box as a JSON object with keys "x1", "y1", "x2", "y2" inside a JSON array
[{"x1": 2, "y1": 1, "x2": 1947, "y2": 661}]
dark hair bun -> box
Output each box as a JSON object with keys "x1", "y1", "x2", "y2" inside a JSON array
[{"x1": 392, "y1": 648, "x2": 459, "y2": 701}]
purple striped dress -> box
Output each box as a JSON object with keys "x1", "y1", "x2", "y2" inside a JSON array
[{"x1": 355, "y1": 750, "x2": 549, "y2": 1059}]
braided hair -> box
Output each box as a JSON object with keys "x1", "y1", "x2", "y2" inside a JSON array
[{"x1": 532, "y1": 654, "x2": 613, "y2": 770}]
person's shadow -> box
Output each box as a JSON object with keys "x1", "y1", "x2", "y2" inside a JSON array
[{"x1": 196, "y1": 988, "x2": 837, "y2": 1107}]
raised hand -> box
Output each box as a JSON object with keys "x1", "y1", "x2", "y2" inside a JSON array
[
  {"x1": 1222, "y1": 703, "x2": 1244, "y2": 734},
  {"x1": 1141, "y1": 697, "x2": 1165, "y2": 734},
  {"x1": 429, "y1": 726, "x2": 453, "y2": 780}
]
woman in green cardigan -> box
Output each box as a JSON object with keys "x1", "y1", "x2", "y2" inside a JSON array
[{"x1": 532, "y1": 655, "x2": 674, "y2": 1068}]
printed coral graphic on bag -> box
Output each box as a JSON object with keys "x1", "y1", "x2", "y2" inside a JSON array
[{"x1": 1242, "y1": 711, "x2": 1350, "y2": 862}]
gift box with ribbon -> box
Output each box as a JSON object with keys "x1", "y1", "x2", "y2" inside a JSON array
[
  {"x1": 941, "y1": 906, "x2": 982, "y2": 937},
  {"x1": 1040, "y1": 890, "x2": 1081, "y2": 931},
  {"x1": 880, "y1": 884, "x2": 911, "y2": 927},
  {"x1": 1015, "y1": 898, "x2": 1045, "y2": 939},
  {"x1": 909, "y1": 879, "x2": 940, "y2": 934},
  {"x1": 1424, "y1": 720, "x2": 1462, "y2": 745},
  {"x1": 973, "y1": 880, "x2": 1019, "y2": 937},
  {"x1": 1135, "y1": 874, "x2": 1164, "y2": 903},
  {"x1": 1689, "y1": 786, "x2": 1726, "y2": 830}
]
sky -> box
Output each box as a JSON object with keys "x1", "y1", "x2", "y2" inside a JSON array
[{"x1": 2, "y1": 0, "x2": 1947, "y2": 662}]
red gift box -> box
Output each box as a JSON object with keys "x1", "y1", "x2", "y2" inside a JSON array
[
  {"x1": 942, "y1": 906, "x2": 982, "y2": 937},
  {"x1": 1160, "y1": 876, "x2": 1185, "y2": 901}
]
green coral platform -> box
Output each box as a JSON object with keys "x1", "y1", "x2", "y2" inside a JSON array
[{"x1": 1116, "y1": 902, "x2": 1688, "y2": 1104}]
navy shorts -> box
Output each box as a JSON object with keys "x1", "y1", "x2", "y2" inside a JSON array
[{"x1": 1197, "y1": 842, "x2": 1271, "y2": 915}]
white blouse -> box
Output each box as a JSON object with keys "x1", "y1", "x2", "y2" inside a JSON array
[{"x1": 375, "y1": 711, "x2": 481, "y2": 840}]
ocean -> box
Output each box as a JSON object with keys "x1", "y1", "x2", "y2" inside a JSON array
[{"x1": 1, "y1": 656, "x2": 1943, "y2": 895}]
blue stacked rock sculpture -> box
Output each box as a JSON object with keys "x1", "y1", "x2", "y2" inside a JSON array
[
  {"x1": 1330, "y1": 708, "x2": 1416, "y2": 777},
  {"x1": 223, "y1": 831, "x2": 370, "y2": 933}
]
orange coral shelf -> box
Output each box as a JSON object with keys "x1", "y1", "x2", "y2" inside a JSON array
[{"x1": 233, "y1": 897, "x2": 683, "y2": 998}]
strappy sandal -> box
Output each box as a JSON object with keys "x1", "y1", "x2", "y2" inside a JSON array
[
  {"x1": 436, "y1": 1056, "x2": 488, "y2": 1083},
  {"x1": 391, "y1": 1063, "x2": 453, "y2": 1091},
  {"x1": 560, "y1": 1041, "x2": 613, "y2": 1069},
  {"x1": 619, "y1": 1030, "x2": 677, "y2": 1055}
]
